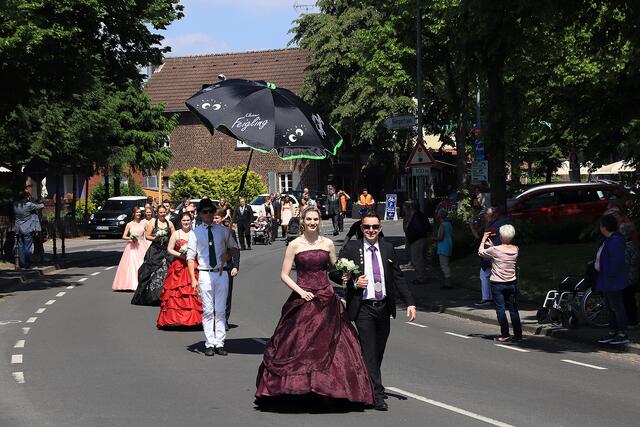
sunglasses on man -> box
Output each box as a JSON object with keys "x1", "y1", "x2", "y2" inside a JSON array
[{"x1": 361, "y1": 224, "x2": 381, "y2": 230}]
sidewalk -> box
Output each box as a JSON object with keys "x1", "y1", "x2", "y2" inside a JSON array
[{"x1": 400, "y1": 259, "x2": 640, "y2": 355}]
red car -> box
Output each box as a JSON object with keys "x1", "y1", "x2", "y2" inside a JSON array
[{"x1": 508, "y1": 182, "x2": 629, "y2": 222}]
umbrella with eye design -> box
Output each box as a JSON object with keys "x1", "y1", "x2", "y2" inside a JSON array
[{"x1": 185, "y1": 79, "x2": 343, "y2": 160}]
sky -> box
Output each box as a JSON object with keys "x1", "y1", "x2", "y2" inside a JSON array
[{"x1": 160, "y1": 0, "x2": 316, "y2": 56}]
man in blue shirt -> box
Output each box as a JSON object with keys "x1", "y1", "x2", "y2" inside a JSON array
[{"x1": 13, "y1": 191, "x2": 44, "y2": 269}]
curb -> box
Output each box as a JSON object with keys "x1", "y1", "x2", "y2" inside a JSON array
[{"x1": 441, "y1": 305, "x2": 640, "y2": 356}]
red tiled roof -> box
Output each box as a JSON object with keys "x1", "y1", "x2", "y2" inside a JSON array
[{"x1": 145, "y1": 48, "x2": 309, "y2": 112}]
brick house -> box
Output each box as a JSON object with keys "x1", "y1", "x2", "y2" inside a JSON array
[{"x1": 144, "y1": 48, "x2": 321, "y2": 198}]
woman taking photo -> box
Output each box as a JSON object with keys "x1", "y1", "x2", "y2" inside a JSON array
[
  {"x1": 112, "y1": 207, "x2": 148, "y2": 291},
  {"x1": 157, "y1": 212, "x2": 202, "y2": 328},
  {"x1": 132, "y1": 205, "x2": 175, "y2": 306}
]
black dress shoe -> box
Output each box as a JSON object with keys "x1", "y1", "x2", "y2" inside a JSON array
[
  {"x1": 214, "y1": 347, "x2": 228, "y2": 356},
  {"x1": 204, "y1": 347, "x2": 215, "y2": 357},
  {"x1": 374, "y1": 400, "x2": 388, "y2": 411}
]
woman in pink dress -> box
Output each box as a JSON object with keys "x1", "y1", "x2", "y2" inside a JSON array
[{"x1": 112, "y1": 207, "x2": 149, "y2": 291}]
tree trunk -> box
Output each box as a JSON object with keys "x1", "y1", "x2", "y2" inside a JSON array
[
  {"x1": 485, "y1": 58, "x2": 508, "y2": 210},
  {"x1": 510, "y1": 156, "x2": 521, "y2": 191},
  {"x1": 104, "y1": 172, "x2": 110, "y2": 203},
  {"x1": 113, "y1": 176, "x2": 121, "y2": 196}
]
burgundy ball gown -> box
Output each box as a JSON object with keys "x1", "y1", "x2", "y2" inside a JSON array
[{"x1": 256, "y1": 249, "x2": 374, "y2": 405}]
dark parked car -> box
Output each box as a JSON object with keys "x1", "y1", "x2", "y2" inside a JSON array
[
  {"x1": 88, "y1": 196, "x2": 147, "y2": 238},
  {"x1": 507, "y1": 182, "x2": 629, "y2": 222}
]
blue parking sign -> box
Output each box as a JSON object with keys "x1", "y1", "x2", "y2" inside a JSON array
[{"x1": 385, "y1": 194, "x2": 397, "y2": 220}]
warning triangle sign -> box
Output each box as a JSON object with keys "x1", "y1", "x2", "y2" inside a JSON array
[{"x1": 405, "y1": 142, "x2": 435, "y2": 167}]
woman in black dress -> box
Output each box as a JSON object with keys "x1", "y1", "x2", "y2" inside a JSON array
[{"x1": 132, "y1": 205, "x2": 175, "y2": 306}]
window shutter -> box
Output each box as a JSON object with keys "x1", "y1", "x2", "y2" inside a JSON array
[{"x1": 268, "y1": 172, "x2": 276, "y2": 193}]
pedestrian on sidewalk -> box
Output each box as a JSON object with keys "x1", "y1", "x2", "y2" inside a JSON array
[
  {"x1": 187, "y1": 199, "x2": 239, "y2": 356},
  {"x1": 435, "y1": 209, "x2": 453, "y2": 289},
  {"x1": 478, "y1": 224, "x2": 522, "y2": 342},
  {"x1": 596, "y1": 215, "x2": 630, "y2": 345},
  {"x1": 326, "y1": 187, "x2": 340, "y2": 236},
  {"x1": 620, "y1": 223, "x2": 639, "y2": 328},
  {"x1": 13, "y1": 191, "x2": 44, "y2": 269},
  {"x1": 337, "y1": 189, "x2": 350, "y2": 232},
  {"x1": 404, "y1": 203, "x2": 431, "y2": 285}
]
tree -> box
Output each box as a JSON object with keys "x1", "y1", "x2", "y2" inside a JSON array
[{"x1": 171, "y1": 167, "x2": 267, "y2": 205}]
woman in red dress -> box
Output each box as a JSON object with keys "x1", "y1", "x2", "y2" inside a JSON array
[{"x1": 157, "y1": 212, "x2": 202, "y2": 328}]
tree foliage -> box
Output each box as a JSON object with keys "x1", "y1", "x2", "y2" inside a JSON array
[{"x1": 170, "y1": 167, "x2": 267, "y2": 206}]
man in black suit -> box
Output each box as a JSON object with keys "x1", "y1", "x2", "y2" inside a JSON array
[
  {"x1": 232, "y1": 197, "x2": 253, "y2": 250},
  {"x1": 326, "y1": 187, "x2": 341, "y2": 236},
  {"x1": 332, "y1": 213, "x2": 416, "y2": 411}
]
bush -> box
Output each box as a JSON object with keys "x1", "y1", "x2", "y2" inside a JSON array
[
  {"x1": 74, "y1": 200, "x2": 98, "y2": 222},
  {"x1": 170, "y1": 167, "x2": 267, "y2": 206},
  {"x1": 90, "y1": 179, "x2": 146, "y2": 206}
]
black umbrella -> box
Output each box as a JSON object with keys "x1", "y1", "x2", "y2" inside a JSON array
[{"x1": 185, "y1": 79, "x2": 342, "y2": 160}]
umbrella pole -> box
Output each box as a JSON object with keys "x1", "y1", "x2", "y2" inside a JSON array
[{"x1": 237, "y1": 149, "x2": 254, "y2": 196}]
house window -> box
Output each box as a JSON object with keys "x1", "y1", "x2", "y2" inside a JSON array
[
  {"x1": 235, "y1": 139, "x2": 250, "y2": 150},
  {"x1": 143, "y1": 175, "x2": 158, "y2": 189},
  {"x1": 279, "y1": 173, "x2": 293, "y2": 192}
]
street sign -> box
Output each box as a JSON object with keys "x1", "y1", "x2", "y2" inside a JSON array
[
  {"x1": 527, "y1": 146, "x2": 553, "y2": 153},
  {"x1": 385, "y1": 194, "x2": 398, "y2": 220},
  {"x1": 475, "y1": 139, "x2": 484, "y2": 161},
  {"x1": 471, "y1": 160, "x2": 489, "y2": 184},
  {"x1": 405, "y1": 142, "x2": 435, "y2": 167},
  {"x1": 383, "y1": 115, "x2": 417, "y2": 129},
  {"x1": 412, "y1": 166, "x2": 431, "y2": 176}
]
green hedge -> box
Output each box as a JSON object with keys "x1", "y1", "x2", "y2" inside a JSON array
[
  {"x1": 170, "y1": 167, "x2": 267, "y2": 206},
  {"x1": 90, "y1": 180, "x2": 145, "y2": 206}
]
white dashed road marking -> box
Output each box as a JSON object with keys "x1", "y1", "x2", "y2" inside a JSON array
[
  {"x1": 561, "y1": 359, "x2": 607, "y2": 370},
  {"x1": 251, "y1": 338, "x2": 267, "y2": 345},
  {"x1": 445, "y1": 332, "x2": 472, "y2": 339},
  {"x1": 495, "y1": 344, "x2": 530, "y2": 353},
  {"x1": 387, "y1": 387, "x2": 515, "y2": 427},
  {"x1": 406, "y1": 322, "x2": 428, "y2": 328},
  {"x1": 56, "y1": 292, "x2": 66, "y2": 297},
  {"x1": 12, "y1": 372, "x2": 25, "y2": 384},
  {"x1": 11, "y1": 354, "x2": 23, "y2": 364},
  {"x1": 35, "y1": 308, "x2": 46, "y2": 314},
  {"x1": 45, "y1": 300, "x2": 56, "y2": 305},
  {"x1": 26, "y1": 317, "x2": 37, "y2": 323},
  {"x1": 104, "y1": 266, "x2": 115, "y2": 271},
  {"x1": 22, "y1": 327, "x2": 30, "y2": 335},
  {"x1": 90, "y1": 272, "x2": 100, "y2": 276},
  {"x1": 14, "y1": 340, "x2": 25, "y2": 348},
  {"x1": 77, "y1": 278, "x2": 88, "y2": 282},
  {"x1": 66, "y1": 285, "x2": 75, "y2": 289}
]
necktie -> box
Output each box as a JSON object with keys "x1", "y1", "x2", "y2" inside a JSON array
[
  {"x1": 207, "y1": 225, "x2": 217, "y2": 269},
  {"x1": 369, "y1": 246, "x2": 383, "y2": 300}
]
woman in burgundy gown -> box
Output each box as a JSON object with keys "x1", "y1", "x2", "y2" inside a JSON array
[
  {"x1": 157, "y1": 212, "x2": 202, "y2": 328},
  {"x1": 256, "y1": 206, "x2": 374, "y2": 406}
]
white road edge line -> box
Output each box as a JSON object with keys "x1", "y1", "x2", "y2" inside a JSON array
[
  {"x1": 12, "y1": 372, "x2": 25, "y2": 384},
  {"x1": 561, "y1": 359, "x2": 607, "y2": 370},
  {"x1": 11, "y1": 354, "x2": 23, "y2": 364},
  {"x1": 445, "y1": 332, "x2": 472, "y2": 339},
  {"x1": 14, "y1": 340, "x2": 25, "y2": 348},
  {"x1": 22, "y1": 327, "x2": 31, "y2": 335},
  {"x1": 251, "y1": 338, "x2": 267, "y2": 345},
  {"x1": 495, "y1": 344, "x2": 530, "y2": 353},
  {"x1": 45, "y1": 300, "x2": 56, "y2": 305},
  {"x1": 56, "y1": 292, "x2": 66, "y2": 297},
  {"x1": 35, "y1": 308, "x2": 46, "y2": 314},
  {"x1": 90, "y1": 272, "x2": 100, "y2": 276},
  {"x1": 26, "y1": 317, "x2": 37, "y2": 324},
  {"x1": 387, "y1": 387, "x2": 515, "y2": 427},
  {"x1": 104, "y1": 266, "x2": 115, "y2": 271},
  {"x1": 66, "y1": 285, "x2": 75, "y2": 290},
  {"x1": 77, "y1": 278, "x2": 88, "y2": 282},
  {"x1": 406, "y1": 322, "x2": 428, "y2": 328}
]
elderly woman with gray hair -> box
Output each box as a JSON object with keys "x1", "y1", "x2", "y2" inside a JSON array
[{"x1": 478, "y1": 224, "x2": 522, "y2": 342}]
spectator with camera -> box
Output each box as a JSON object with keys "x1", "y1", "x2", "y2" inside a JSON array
[{"x1": 13, "y1": 190, "x2": 45, "y2": 269}]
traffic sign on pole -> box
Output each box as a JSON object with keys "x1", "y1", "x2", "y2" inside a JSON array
[
  {"x1": 383, "y1": 115, "x2": 417, "y2": 129},
  {"x1": 405, "y1": 142, "x2": 435, "y2": 168}
]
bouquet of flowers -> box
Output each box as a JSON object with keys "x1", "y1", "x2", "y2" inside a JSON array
[
  {"x1": 179, "y1": 243, "x2": 188, "y2": 255},
  {"x1": 155, "y1": 229, "x2": 168, "y2": 238},
  {"x1": 335, "y1": 258, "x2": 361, "y2": 288},
  {"x1": 129, "y1": 233, "x2": 138, "y2": 242}
]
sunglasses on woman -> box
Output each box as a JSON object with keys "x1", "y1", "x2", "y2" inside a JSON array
[{"x1": 362, "y1": 224, "x2": 381, "y2": 230}]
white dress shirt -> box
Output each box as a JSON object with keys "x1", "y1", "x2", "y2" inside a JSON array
[
  {"x1": 187, "y1": 222, "x2": 238, "y2": 270},
  {"x1": 362, "y1": 239, "x2": 387, "y2": 300}
]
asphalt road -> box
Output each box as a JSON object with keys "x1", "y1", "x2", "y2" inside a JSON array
[{"x1": 2, "y1": 221, "x2": 640, "y2": 427}]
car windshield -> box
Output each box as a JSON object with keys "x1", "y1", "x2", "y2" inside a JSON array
[
  {"x1": 102, "y1": 200, "x2": 140, "y2": 211},
  {"x1": 250, "y1": 196, "x2": 267, "y2": 205}
]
